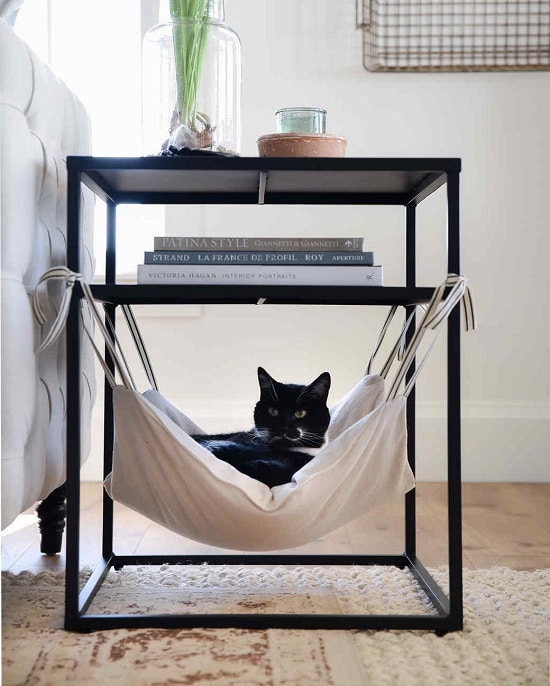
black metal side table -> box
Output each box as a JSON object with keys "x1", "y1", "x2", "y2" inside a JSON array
[{"x1": 65, "y1": 156, "x2": 463, "y2": 633}]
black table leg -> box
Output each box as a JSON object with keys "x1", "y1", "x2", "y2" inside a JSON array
[{"x1": 36, "y1": 484, "x2": 66, "y2": 555}]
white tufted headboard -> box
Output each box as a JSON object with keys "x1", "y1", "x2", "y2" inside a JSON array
[{"x1": 1, "y1": 19, "x2": 96, "y2": 529}]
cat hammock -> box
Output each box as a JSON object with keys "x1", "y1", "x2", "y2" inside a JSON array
[{"x1": 35, "y1": 272, "x2": 474, "y2": 551}]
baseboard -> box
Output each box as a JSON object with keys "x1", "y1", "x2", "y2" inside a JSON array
[
  {"x1": 417, "y1": 400, "x2": 550, "y2": 420},
  {"x1": 416, "y1": 401, "x2": 550, "y2": 481},
  {"x1": 80, "y1": 399, "x2": 550, "y2": 483}
]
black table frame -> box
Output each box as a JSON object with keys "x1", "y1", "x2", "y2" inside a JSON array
[{"x1": 64, "y1": 156, "x2": 462, "y2": 633}]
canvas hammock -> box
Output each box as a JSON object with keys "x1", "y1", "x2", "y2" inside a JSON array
[{"x1": 34, "y1": 271, "x2": 474, "y2": 551}]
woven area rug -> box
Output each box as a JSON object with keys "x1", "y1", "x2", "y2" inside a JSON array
[{"x1": 2, "y1": 565, "x2": 549, "y2": 685}]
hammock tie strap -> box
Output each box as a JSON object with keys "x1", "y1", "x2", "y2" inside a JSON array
[
  {"x1": 387, "y1": 274, "x2": 475, "y2": 401},
  {"x1": 32, "y1": 268, "x2": 158, "y2": 391},
  {"x1": 368, "y1": 306, "x2": 420, "y2": 379},
  {"x1": 32, "y1": 266, "x2": 80, "y2": 353},
  {"x1": 101, "y1": 305, "x2": 137, "y2": 391},
  {"x1": 32, "y1": 269, "x2": 473, "y2": 403},
  {"x1": 80, "y1": 286, "x2": 157, "y2": 391},
  {"x1": 82, "y1": 311, "x2": 117, "y2": 389},
  {"x1": 367, "y1": 305, "x2": 398, "y2": 375},
  {"x1": 120, "y1": 304, "x2": 159, "y2": 391},
  {"x1": 31, "y1": 268, "x2": 132, "y2": 388},
  {"x1": 79, "y1": 281, "x2": 136, "y2": 391}
]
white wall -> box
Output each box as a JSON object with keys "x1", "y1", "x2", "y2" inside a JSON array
[{"x1": 82, "y1": 0, "x2": 550, "y2": 482}]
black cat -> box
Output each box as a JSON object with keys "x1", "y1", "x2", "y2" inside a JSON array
[{"x1": 192, "y1": 367, "x2": 331, "y2": 488}]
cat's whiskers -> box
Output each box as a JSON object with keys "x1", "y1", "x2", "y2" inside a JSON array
[{"x1": 295, "y1": 430, "x2": 327, "y2": 448}]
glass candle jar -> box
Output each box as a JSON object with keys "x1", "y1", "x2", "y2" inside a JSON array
[
  {"x1": 142, "y1": 0, "x2": 241, "y2": 155},
  {"x1": 275, "y1": 107, "x2": 327, "y2": 134}
]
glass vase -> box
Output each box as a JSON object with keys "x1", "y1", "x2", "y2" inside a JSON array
[{"x1": 142, "y1": 0, "x2": 241, "y2": 155}]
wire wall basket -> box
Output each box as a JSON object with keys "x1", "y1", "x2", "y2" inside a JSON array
[{"x1": 358, "y1": 0, "x2": 550, "y2": 71}]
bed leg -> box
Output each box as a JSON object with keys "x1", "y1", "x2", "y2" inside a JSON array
[{"x1": 36, "y1": 484, "x2": 66, "y2": 555}]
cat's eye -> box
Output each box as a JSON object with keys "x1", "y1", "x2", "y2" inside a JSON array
[
  {"x1": 268, "y1": 407, "x2": 279, "y2": 417},
  {"x1": 294, "y1": 409, "x2": 307, "y2": 419}
]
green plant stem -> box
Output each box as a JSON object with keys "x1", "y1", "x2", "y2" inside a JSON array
[{"x1": 170, "y1": 0, "x2": 210, "y2": 130}]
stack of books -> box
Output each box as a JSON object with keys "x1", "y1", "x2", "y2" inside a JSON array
[{"x1": 137, "y1": 236, "x2": 383, "y2": 286}]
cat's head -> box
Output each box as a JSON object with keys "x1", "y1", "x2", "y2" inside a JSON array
[{"x1": 253, "y1": 367, "x2": 331, "y2": 449}]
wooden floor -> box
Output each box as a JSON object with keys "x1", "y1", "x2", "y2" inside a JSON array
[{"x1": 2, "y1": 482, "x2": 549, "y2": 574}]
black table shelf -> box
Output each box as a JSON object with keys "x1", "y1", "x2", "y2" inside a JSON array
[
  {"x1": 65, "y1": 156, "x2": 463, "y2": 634},
  {"x1": 90, "y1": 284, "x2": 439, "y2": 306},
  {"x1": 69, "y1": 155, "x2": 459, "y2": 206}
]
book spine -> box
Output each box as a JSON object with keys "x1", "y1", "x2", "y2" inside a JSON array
[
  {"x1": 137, "y1": 264, "x2": 383, "y2": 286},
  {"x1": 145, "y1": 251, "x2": 374, "y2": 266},
  {"x1": 153, "y1": 237, "x2": 365, "y2": 251}
]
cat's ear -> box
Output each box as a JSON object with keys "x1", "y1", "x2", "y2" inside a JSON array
[
  {"x1": 306, "y1": 372, "x2": 331, "y2": 402},
  {"x1": 258, "y1": 367, "x2": 279, "y2": 400}
]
